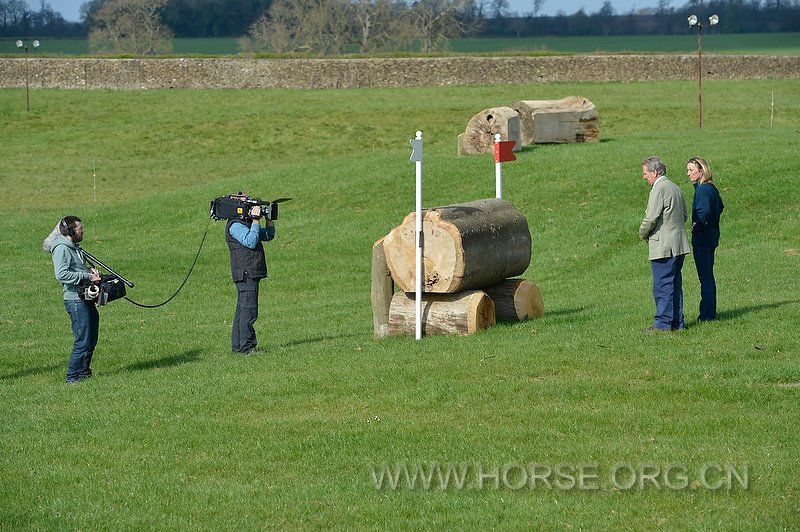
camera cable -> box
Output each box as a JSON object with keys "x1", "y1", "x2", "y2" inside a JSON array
[{"x1": 123, "y1": 216, "x2": 213, "y2": 309}]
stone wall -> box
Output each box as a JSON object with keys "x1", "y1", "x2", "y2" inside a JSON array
[{"x1": 0, "y1": 55, "x2": 798, "y2": 90}]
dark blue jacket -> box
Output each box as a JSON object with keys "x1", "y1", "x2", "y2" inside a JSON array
[{"x1": 691, "y1": 183, "x2": 724, "y2": 248}]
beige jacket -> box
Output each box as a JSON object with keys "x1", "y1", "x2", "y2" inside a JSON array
[{"x1": 639, "y1": 177, "x2": 690, "y2": 260}]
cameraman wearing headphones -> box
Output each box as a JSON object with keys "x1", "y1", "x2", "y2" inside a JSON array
[
  {"x1": 226, "y1": 198, "x2": 276, "y2": 355},
  {"x1": 50, "y1": 216, "x2": 101, "y2": 384}
]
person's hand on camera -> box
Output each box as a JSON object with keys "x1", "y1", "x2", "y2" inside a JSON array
[
  {"x1": 90, "y1": 269, "x2": 101, "y2": 283},
  {"x1": 249, "y1": 205, "x2": 262, "y2": 220}
]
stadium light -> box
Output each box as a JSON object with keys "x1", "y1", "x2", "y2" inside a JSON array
[
  {"x1": 687, "y1": 15, "x2": 719, "y2": 128},
  {"x1": 16, "y1": 39, "x2": 40, "y2": 112}
]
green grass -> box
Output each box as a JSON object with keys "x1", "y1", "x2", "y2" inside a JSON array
[
  {"x1": 1, "y1": 80, "x2": 799, "y2": 528},
  {"x1": 3, "y1": 32, "x2": 799, "y2": 57}
]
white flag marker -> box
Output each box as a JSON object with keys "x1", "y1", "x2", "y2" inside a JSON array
[{"x1": 409, "y1": 130, "x2": 424, "y2": 340}]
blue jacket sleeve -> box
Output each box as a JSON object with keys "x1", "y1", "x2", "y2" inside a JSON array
[
  {"x1": 229, "y1": 221, "x2": 261, "y2": 250},
  {"x1": 693, "y1": 186, "x2": 712, "y2": 232}
]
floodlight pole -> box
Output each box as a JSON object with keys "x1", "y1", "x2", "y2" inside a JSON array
[
  {"x1": 16, "y1": 40, "x2": 39, "y2": 112},
  {"x1": 689, "y1": 16, "x2": 717, "y2": 129},
  {"x1": 23, "y1": 45, "x2": 30, "y2": 112},
  {"x1": 696, "y1": 23, "x2": 703, "y2": 129}
]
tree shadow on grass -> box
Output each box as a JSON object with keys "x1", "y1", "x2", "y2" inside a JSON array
[
  {"x1": 0, "y1": 362, "x2": 63, "y2": 381},
  {"x1": 716, "y1": 300, "x2": 799, "y2": 321},
  {"x1": 115, "y1": 349, "x2": 202, "y2": 373}
]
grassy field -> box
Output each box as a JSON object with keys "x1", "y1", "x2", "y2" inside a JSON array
[
  {"x1": 2, "y1": 32, "x2": 799, "y2": 56},
  {"x1": 1, "y1": 79, "x2": 799, "y2": 528}
]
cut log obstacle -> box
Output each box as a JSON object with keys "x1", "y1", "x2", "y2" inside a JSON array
[
  {"x1": 457, "y1": 106, "x2": 522, "y2": 156},
  {"x1": 483, "y1": 279, "x2": 544, "y2": 321},
  {"x1": 388, "y1": 290, "x2": 496, "y2": 336},
  {"x1": 383, "y1": 198, "x2": 531, "y2": 294},
  {"x1": 371, "y1": 237, "x2": 394, "y2": 338},
  {"x1": 510, "y1": 96, "x2": 599, "y2": 145}
]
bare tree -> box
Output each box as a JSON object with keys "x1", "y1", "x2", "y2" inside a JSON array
[
  {"x1": 408, "y1": 0, "x2": 478, "y2": 53},
  {"x1": 351, "y1": 0, "x2": 414, "y2": 53},
  {"x1": 88, "y1": 0, "x2": 173, "y2": 54},
  {"x1": 247, "y1": 0, "x2": 351, "y2": 54},
  {"x1": 531, "y1": 0, "x2": 544, "y2": 17},
  {"x1": 490, "y1": 0, "x2": 508, "y2": 17}
]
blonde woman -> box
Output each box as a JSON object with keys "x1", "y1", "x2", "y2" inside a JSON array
[{"x1": 687, "y1": 157, "x2": 725, "y2": 321}]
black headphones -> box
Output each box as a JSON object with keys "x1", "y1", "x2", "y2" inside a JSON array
[{"x1": 60, "y1": 217, "x2": 76, "y2": 239}]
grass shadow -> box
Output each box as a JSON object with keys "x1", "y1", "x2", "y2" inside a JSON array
[
  {"x1": 116, "y1": 349, "x2": 202, "y2": 373},
  {"x1": 278, "y1": 333, "x2": 361, "y2": 348},
  {"x1": 717, "y1": 300, "x2": 799, "y2": 321},
  {"x1": 544, "y1": 306, "x2": 592, "y2": 318},
  {"x1": 0, "y1": 362, "x2": 63, "y2": 381}
]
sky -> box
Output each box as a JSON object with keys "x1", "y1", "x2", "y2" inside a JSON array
[{"x1": 34, "y1": 0, "x2": 652, "y2": 23}]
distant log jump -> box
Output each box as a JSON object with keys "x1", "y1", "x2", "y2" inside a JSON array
[
  {"x1": 457, "y1": 106, "x2": 523, "y2": 156},
  {"x1": 510, "y1": 96, "x2": 599, "y2": 145}
]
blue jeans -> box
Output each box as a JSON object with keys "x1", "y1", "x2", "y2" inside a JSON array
[
  {"x1": 651, "y1": 255, "x2": 685, "y2": 330},
  {"x1": 693, "y1": 246, "x2": 717, "y2": 320},
  {"x1": 64, "y1": 299, "x2": 99, "y2": 382}
]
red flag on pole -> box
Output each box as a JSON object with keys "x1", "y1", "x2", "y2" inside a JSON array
[{"x1": 494, "y1": 140, "x2": 516, "y2": 163}]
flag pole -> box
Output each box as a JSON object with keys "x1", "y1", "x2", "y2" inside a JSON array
[
  {"x1": 494, "y1": 133, "x2": 503, "y2": 199},
  {"x1": 415, "y1": 131, "x2": 423, "y2": 340},
  {"x1": 410, "y1": 130, "x2": 424, "y2": 340}
]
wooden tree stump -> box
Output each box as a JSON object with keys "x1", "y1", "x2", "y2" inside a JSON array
[
  {"x1": 483, "y1": 279, "x2": 544, "y2": 321},
  {"x1": 510, "y1": 96, "x2": 599, "y2": 144},
  {"x1": 383, "y1": 198, "x2": 531, "y2": 294},
  {"x1": 388, "y1": 291, "x2": 496, "y2": 336},
  {"x1": 371, "y1": 237, "x2": 394, "y2": 338},
  {"x1": 457, "y1": 106, "x2": 522, "y2": 156}
]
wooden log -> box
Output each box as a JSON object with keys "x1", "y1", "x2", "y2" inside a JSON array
[
  {"x1": 510, "y1": 96, "x2": 599, "y2": 144},
  {"x1": 509, "y1": 102, "x2": 535, "y2": 147},
  {"x1": 383, "y1": 198, "x2": 531, "y2": 294},
  {"x1": 457, "y1": 106, "x2": 522, "y2": 156},
  {"x1": 483, "y1": 279, "x2": 544, "y2": 321},
  {"x1": 388, "y1": 290, "x2": 496, "y2": 336},
  {"x1": 371, "y1": 237, "x2": 394, "y2": 338}
]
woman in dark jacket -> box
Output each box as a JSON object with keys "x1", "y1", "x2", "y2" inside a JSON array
[{"x1": 687, "y1": 156, "x2": 725, "y2": 321}]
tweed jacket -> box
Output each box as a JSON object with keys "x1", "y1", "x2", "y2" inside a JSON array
[{"x1": 639, "y1": 176, "x2": 691, "y2": 260}]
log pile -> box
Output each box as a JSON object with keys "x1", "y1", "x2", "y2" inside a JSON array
[
  {"x1": 372, "y1": 198, "x2": 544, "y2": 337},
  {"x1": 457, "y1": 107, "x2": 522, "y2": 156},
  {"x1": 459, "y1": 96, "x2": 600, "y2": 154},
  {"x1": 510, "y1": 96, "x2": 599, "y2": 145}
]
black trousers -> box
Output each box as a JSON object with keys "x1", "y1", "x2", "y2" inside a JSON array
[
  {"x1": 232, "y1": 274, "x2": 260, "y2": 352},
  {"x1": 693, "y1": 246, "x2": 717, "y2": 321}
]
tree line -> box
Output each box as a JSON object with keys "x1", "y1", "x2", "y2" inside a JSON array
[{"x1": 2, "y1": 0, "x2": 799, "y2": 47}]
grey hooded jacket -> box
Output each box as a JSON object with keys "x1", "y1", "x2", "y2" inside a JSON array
[{"x1": 51, "y1": 235, "x2": 93, "y2": 300}]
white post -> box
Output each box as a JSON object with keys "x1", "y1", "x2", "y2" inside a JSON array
[
  {"x1": 92, "y1": 159, "x2": 97, "y2": 202},
  {"x1": 494, "y1": 133, "x2": 503, "y2": 199},
  {"x1": 414, "y1": 131, "x2": 423, "y2": 340},
  {"x1": 771, "y1": 91, "x2": 774, "y2": 127}
]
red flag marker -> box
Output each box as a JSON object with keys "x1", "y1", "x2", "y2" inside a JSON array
[{"x1": 494, "y1": 140, "x2": 516, "y2": 163}]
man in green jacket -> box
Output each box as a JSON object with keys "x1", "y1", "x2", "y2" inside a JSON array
[
  {"x1": 50, "y1": 216, "x2": 101, "y2": 384},
  {"x1": 639, "y1": 156, "x2": 691, "y2": 332}
]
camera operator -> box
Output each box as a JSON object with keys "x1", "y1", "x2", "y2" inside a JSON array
[
  {"x1": 50, "y1": 216, "x2": 102, "y2": 384},
  {"x1": 226, "y1": 201, "x2": 276, "y2": 354}
]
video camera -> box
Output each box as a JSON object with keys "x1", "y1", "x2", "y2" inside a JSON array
[{"x1": 210, "y1": 192, "x2": 292, "y2": 221}]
